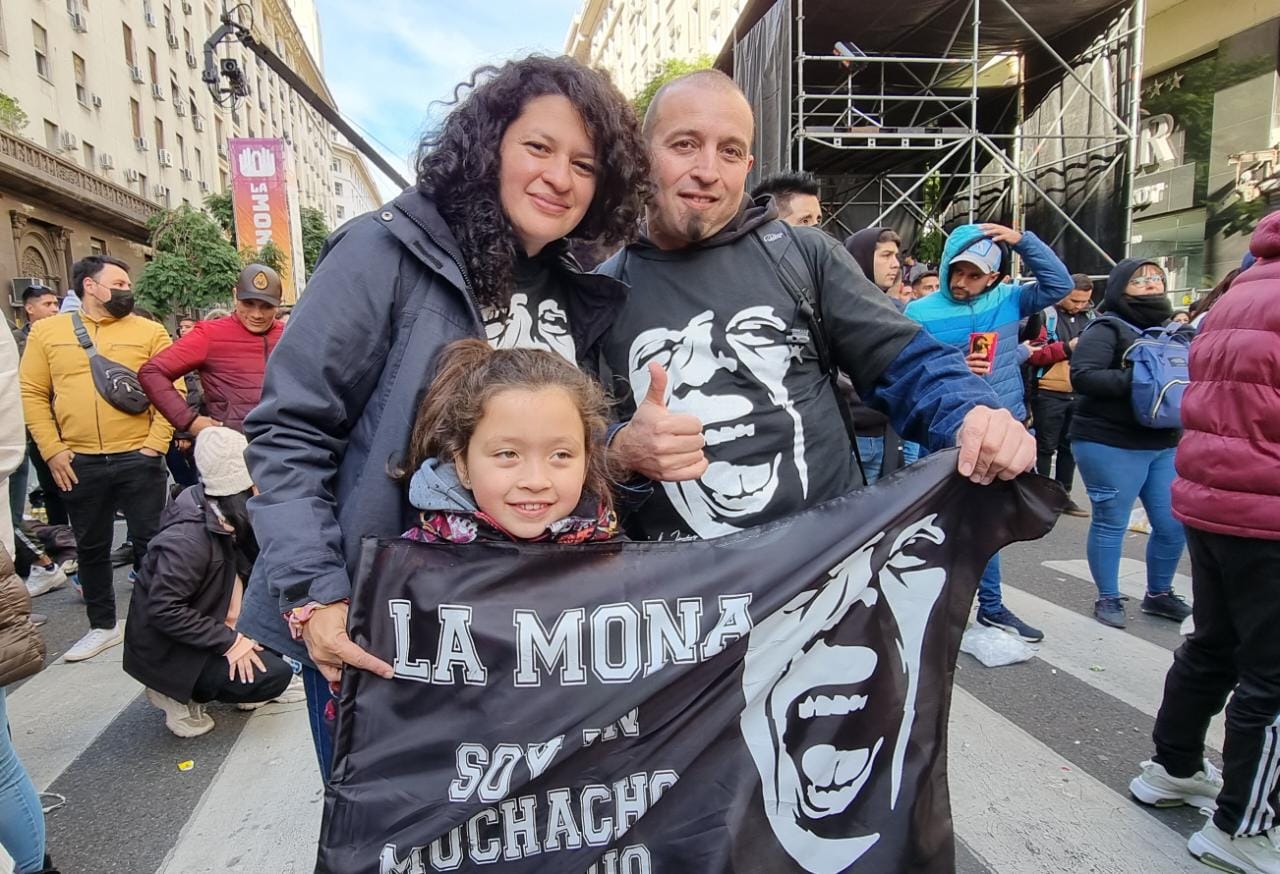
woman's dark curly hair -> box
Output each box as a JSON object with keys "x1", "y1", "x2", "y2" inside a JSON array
[{"x1": 416, "y1": 55, "x2": 649, "y2": 309}]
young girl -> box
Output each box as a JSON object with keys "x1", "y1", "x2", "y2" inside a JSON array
[{"x1": 400, "y1": 340, "x2": 619, "y2": 545}]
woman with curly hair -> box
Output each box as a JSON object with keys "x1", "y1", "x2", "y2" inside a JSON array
[{"x1": 233, "y1": 55, "x2": 649, "y2": 779}]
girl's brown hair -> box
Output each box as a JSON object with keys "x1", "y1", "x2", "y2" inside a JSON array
[{"x1": 401, "y1": 339, "x2": 615, "y2": 512}]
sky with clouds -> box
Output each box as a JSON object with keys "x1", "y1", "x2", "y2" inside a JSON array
[{"x1": 315, "y1": 0, "x2": 583, "y2": 199}]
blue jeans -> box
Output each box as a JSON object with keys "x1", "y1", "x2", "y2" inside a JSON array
[
  {"x1": 301, "y1": 664, "x2": 336, "y2": 780},
  {"x1": 1072, "y1": 440, "x2": 1185, "y2": 599},
  {"x1": 0, "y1": 688, "x2": 45, "y2": 873},
  {"x1": 902, "y1": 441, "x2": 921, "y2": 465},
  {"x1": 854, "y1": 436, "x2": 884, "y2": 485},
  {"x1": 977, "y1": 554, "x2": 1003, "y2": 613}
]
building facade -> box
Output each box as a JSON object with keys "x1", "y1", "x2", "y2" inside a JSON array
[
  {"x1": 1128, "y1": 0, "x2": 1280, "y2": 298},
  {"x1": 563, "y1": 0, "x2": 744, "y2": 98},
  {"x1": 328, "y1": 131, "x2": 379, "y2": 225},
  {"x1": 0, "y1": 0, "x2": 348, "y2": 321}
]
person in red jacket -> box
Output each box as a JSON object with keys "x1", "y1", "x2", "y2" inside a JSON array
[
  {"x1": 1128, "y1": 213, "x2": 1280, "y2": 874},
  {"x1": 138, "y1": 265, "x2": 284, "y2": 435}
]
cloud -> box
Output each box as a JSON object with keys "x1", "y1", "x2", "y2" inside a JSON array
[{"x1": 316, "y1": 0, "x2": 582, "y2": 199}]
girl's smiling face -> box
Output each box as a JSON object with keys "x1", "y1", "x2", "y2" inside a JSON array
[{"x1": 457, "y1": 386, "x2": 588, "y2": 538}]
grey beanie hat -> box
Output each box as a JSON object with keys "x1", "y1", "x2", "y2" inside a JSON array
[{"x1": 194, "y1": 427, "x2": 253, "y2": 497}]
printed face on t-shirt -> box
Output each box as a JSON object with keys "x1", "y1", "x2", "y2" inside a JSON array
[
  {"x1": 484, "y1": 292, "x2": 576, "y2": 363},
  {"x1": 628, "y1": 305, "x2": 808, "y2": 538}
]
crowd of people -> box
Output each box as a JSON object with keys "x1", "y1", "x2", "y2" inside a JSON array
[{"x1": 0, "y1": 54, "x2": 1275, "y2": 874}]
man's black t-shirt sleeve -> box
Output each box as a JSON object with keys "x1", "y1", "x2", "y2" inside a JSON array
[{"x1": 795, "y1": 230, "x2": 921, "y2": 397}]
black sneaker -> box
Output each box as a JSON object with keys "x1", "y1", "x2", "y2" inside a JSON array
[
  {"x1": 110, "y1": 541, "x2": 134, "y2": 567},
  {"x1": 1062, "y1": 500, "x2": 1090, "y2": 518},
  {"x1": 976, "y1": 607, "x2": 1044, "y2": 642},
  {"x1": 1142, "y1": 591, "x2": 1192, "y2": 622},
  {"x1": 1094, "y1": 596, "x2": 1127, "y2": 628}
]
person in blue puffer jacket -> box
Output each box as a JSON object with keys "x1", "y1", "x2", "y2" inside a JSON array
[{"x1": 905, "y1": 222, "x2": 1073, "y2": 644}]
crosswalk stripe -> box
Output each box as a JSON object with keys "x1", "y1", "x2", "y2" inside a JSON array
[
  {"x1": 8, "y1": 646, "x2": 142, "y2": 790},
  {"x1": 949, "y1": 687, "x2": 1205, "y2": 872},
  {"x1": 999, "y1": 582, "x2": 1226, "y2": 752},
  {"x1": 1043, "y1": 558, "x2": 1193, "y2": 604},
  {"x1": 156, "y1": 702, "x2": 322, "y2": 874}
]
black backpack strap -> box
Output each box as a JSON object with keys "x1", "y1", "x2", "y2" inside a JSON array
[
  {"x1": 70, "y1": 312, "x2": 97, "y2": 356},
  {"x1": 750, "y1": 225, "x2": 867, "y2": 485}
]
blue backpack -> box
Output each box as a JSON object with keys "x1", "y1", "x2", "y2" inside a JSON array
[{"x1": 1096, "y1": 315, "x2": 1193, "y2": 429}]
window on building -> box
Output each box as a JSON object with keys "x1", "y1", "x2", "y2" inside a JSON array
[
  {"x1": 122, "y1": 23, "x2": 135, "y2": 66},
  {"x1": 73, "y1": 53, "x2": 88, "y2": 104},
  {"x1": 43, "y1": 119, "x2": 58, "y2": 151},
  {"x1": 336, "y1": 205, "x2": 344, "y2": 220},
  {"x1": 138, "y1": 171, "x2": 147, "y2": 196},
  {"x1": 148, "y1": 47, "x2": 158, "y2": 83},
  {"x1": 0, "y1": 2, "x2": 7, "y2": 54},
  {"x1": 90, "y1": 237, "x2": 106, "y2": 255},
  {"x1": 219, "y1": 168, "x2": 227, "y2": 190},
  {"x1": 163, "y1": 5, "x2": 173, "y2": 39},
  {"x1": 82, "y1": 140, "x2": 95, "y2": 169},
  {"x1": 334, "y1": 181, "x2": 343, "y2": 196},
  {"x1": 32, "y1": 21, "x2": 49, "y2": 79},
  {"x1": 188, "y1": 88, "x2": 198, "y2": 117},
  {"x1": 193, "y1": 146, "x2": 202, "y2": 178},
  {"x1": 183, "y1": 27, "x2": 191, "y2": 53},
  {"x1": 176, "y1": 132, "x2": 185, "y2": 167},
  {"x1": 154, "y1": 117, "x2": 164, "y2": 150},
  {"x1": 331, "y1": 158, "x2": 340, "y2": 173},
  {"x1": 171, "y1": 77, "x2": 180, "y2": 105},
  {"x1": 130, "y1": 98, "x2": 142, "y2": 137}
]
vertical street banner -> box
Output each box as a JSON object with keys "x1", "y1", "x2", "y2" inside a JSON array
[
  {"x1": 227, "y1": 137, "x2": 305, "y2": 303},
  {"x1": 319, "y1": 451, "x2": 1065, "y2": 874}
]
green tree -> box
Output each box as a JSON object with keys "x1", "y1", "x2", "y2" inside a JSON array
[
  {"x1": 0, "y1": 91, "x2": 29, "y2": 135},
  {"x1": 299, "y1": 206, "x2": 329, "y2": 275},
  {"x1": 203, "y1": 191, "x2": 233, "y2": 237},
  {"x1": 135, "y1": 205, "x2": 242, "y2": 317},
  {"x1": 914, "y1": 170, "x2": 945, "y2": 266},
  {"x1": 632, "y1": 55, "x2": 716, "y2": 120}
]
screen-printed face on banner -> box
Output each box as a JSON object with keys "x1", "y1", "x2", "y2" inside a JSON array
[
  {"x1": 484, "y1": 292, "x2": 576, "y2": 363},
  {"x1": 740, "y1": 515, "x2": 948, "y2": 873},
  {"x1": 628, "y1": 306, "x2": 808, "y2": 537}
]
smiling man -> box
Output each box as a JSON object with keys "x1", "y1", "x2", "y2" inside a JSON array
[
  {"x1": 138, "y1": 263, "x2": 285, "y2": 435},
  {"x1": 599, "y1": 69, "x2": 1035, "y2": 543}
]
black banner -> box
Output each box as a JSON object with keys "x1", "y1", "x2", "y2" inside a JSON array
[{"x1": 320, "y1": 451, "x2": 1064, "y2": 873}]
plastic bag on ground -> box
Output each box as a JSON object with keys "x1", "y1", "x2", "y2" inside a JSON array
[{"x1": 960, "y1": 624, "x2": 1037, "y2": 668}]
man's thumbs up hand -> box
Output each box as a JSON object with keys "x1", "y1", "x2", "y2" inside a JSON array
[{"x1": 612, "y1": 362, "x2": 708, "y2": 482}]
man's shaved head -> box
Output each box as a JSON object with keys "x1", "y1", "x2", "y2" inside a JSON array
[{"x1": 642, "y1": 69, "x2": 754, "y2": 142}]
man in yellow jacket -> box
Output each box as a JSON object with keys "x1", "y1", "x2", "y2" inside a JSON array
[{"x1": 20, "y1": 255, "x2": 175, "y2": 662}]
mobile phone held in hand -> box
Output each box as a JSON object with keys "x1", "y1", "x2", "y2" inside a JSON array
[{"x1": 968, "y1": 331, "x2": 998, "y2": 363}]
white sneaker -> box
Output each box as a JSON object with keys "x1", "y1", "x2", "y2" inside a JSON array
[
  {"x1": 146, "y1": 689, "x2": 215, "y2": 738},
  {"x1": 1131, "y1": 759, "x2": 1223, "y2": 809},
  {"x1": 236, "y1": 673, "x2": 306, "y2": 710},
  {"x1": 25, "y1": 563, "x2": 68, "y2": 597},
  {"x1": 63, "y1": 623, "x2": 124, "y2": 662},
  {"x1": 1188, "y1": 821, "x2": 1280, "y2": 873}
]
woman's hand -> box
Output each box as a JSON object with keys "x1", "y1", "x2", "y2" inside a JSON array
[
  {"x1": 225, "y1": 633, "x2": 267, "y2": 684},
  {"x1": 301, "y1": 602, "x2": 395, "y2": 683}
]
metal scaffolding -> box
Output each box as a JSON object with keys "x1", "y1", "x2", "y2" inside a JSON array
[{"x1": 733, "y1": 0, "x2": 1146, "y2": 272}]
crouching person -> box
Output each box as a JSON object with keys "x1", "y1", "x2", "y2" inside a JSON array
[{"x1": 123, "y1": 427, "x2": 295, "y2": 737}]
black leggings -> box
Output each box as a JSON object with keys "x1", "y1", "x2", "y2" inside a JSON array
[{"x1": 190, "y1": 648, "x2": 294, "y2": 705}]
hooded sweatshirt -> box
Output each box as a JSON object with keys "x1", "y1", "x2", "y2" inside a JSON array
[
  {"x1": 845, "y1": 227, "x2": 906, "y2": 313},
  {"x1": 1068, "y1": 258, "x2": 1180, "y2": 450},
  {"x1": 596, "y1": 196, "x2": 999, "y2": 541},
  {"x1": 904, "y1": 223, "x2": 1074, "y2": 420}
]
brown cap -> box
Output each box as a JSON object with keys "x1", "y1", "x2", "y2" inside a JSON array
[{"x1": 235, "y1": 264, "x2": 282, "y2": 305}]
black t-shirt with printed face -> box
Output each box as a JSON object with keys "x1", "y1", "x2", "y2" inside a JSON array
[
  {"x1": 599, "y1": 208, "x2": 919, "y2": 542},
  {"x1": 482, "y1": 255, "x2": 579, "y2": 363}
]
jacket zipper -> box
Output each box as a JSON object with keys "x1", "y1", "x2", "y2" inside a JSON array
[{"x1": 398, "y1": 209, "x2": 484, "y2": 331}]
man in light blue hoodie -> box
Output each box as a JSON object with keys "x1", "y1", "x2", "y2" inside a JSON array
[{"x1": 905, "y1": 223, "x2": 1073, "y2": 643}]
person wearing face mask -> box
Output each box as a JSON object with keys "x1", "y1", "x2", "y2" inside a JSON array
[
  {"x1": 138, "y1": 264, "x2": 284, "y2": 435},
  {"x1": 1069, "y1": 260, "x2": 1191, "y2": 630},
  {"x1": 18, "y1": 255, "x2": 176, "y2": 662}
]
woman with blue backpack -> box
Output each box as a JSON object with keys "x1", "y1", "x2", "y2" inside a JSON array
[{"x1": 1069, "y1": 259, "x2": 1193, "y2": 629}]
